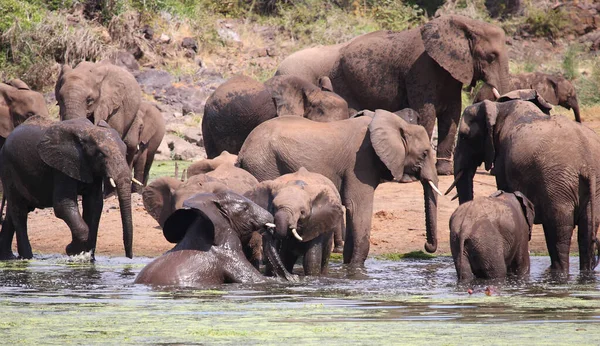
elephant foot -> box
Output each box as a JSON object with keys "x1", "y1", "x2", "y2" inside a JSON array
[
  {"x1": 65, "y1": 242, "x2": 88, "y2": 257},
  {"x1": 0, "y1": 251, "x2": 17, "y2": 260},
  {"x1": 436, "y1": 159, "x2": 453, "y2": 176},
  {"x1": 333, "y1": 245, "x2": 344, "y2": 254}
]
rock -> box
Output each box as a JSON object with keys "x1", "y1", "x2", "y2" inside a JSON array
[
  {"x1": 159, "y1": 33, "x2": 171, "y2": 44},
  {"x1": 184, "y1": 49, "x2": 195, "y2": 59},
  {"x1": 161, "y1": 134, "x2": 206, "y2": 161},
  {"x1": 182, "y1": 127, "x2": 203, "y2": 147},
  {"x1": 106, "y1": 51, "x2": 139, "y2": 72},
  {"x1": 559, "y1": 3, "x2": 599, "y2": 36},
  {"x1": 485, "y1": 0, "x2": 522, "y2": 18},
  {"x1": 217, "y1": 28, "x2": 241, "y2": 43},
  {"x1": 181, "y1": 37, "x2": 198, "y2": 52},
  {"x1": 136, "y1": 70, "x2": 174, "y2": 94},
  {"x1": 266, "y1": 47, "x2": 278, "y2": 57},
  {"x1": 142, "y1": 25, "x2": 154, "y2": 40}
]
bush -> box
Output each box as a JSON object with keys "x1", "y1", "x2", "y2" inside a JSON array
[
  {"x1": 523, "y1": 7, "x2": 567, "y2": 38},
  {"x1": 562, "y1": 45, "x2": 580, "y2": 81},
  {"x1": 575, "y1": 63, "x2": 600, "y2": 107}
]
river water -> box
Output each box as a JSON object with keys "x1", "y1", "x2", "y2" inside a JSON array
[{"x1": 0, "y1": 255, "x2": 599, "y2": 345}]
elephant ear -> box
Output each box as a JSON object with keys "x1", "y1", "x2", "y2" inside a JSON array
[
  {"x1": 421, "y1": 15, "x2": 474, "y2": 86},
  {"x1": 37, "y1": 118, "x2": 94, "y2": 183},
  {"x1": 163, "y1": 193, "x2": 227, "y2": 245},
  {"x1": 480, "y1": 100, "x2": 498, "y2": 171},
  {"x1": 303, "y1": 191, "x2": 343, "y2": 242},
  {"x1": 90, "y1": 65, "x2": 139, "y2": 125},
  {"x1": 267, "y1": 78, "x2": 304, "y2": 117},
  {"x1": 497, "y1": 89, "x2": 552, "y2": 115},
  {"x1": 352, "y1": 109, "x2": 375, "y2": 118},
  {"x1": 142, "y1": 177, "x2": 182, "y2": 228},
  {"x1": 318, "y1": 76, "x2": 334, "y2": 92},
  {"x1": 6, "y1": 79, "x2": 30, "y2": 90},
  {"x1": 369, "y1": 109, "x2": 409, "y2": 181},
  {"x1": 55, "y1": 64, "x2": 71, "y2": 101},
  {"x1": 394, "y1": 108, "x2": 419, "y2": 125},
  {"x1": 514, "y1": 191, "x2": 535, "y2": 239},
  {"x1": 0, "y1": 83, "x2": 17, "y2": 107},
  {"x1": 244, "y1": 181, "x2": 274, "y2": 211}
]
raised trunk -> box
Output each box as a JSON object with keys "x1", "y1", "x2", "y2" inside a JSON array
[
  {"x1": 116, "y1": 177, "x2": 134, "y2": 258},
  {"x1": 422, "y1": 180, "x2": 438, "y2": 253}
]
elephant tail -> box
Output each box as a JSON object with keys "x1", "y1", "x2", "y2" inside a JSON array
[{"x1": 582, "y1": 168, "x2": 600, "y2": 269}]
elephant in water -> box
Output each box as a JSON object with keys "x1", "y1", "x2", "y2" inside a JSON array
[
  {"x1": 450, "y1": 190, "x2": 535, "y2": 281},
  {"x1": 134, "y1": 191, "x2": 296, "y2": 287},
  {"x1": 201, "y1": 74, "x2": 349, "y2": 158},
  {"x1": 275, "y1": 15, "x2": 511, "y2": 175},
  {"x1": 450, "y1": 90, "x2": 600, "y2": 272},
  {"x1": 0, "y1": 117, "x2": 133, "y2": 260},
  {"x1": 237, "y1": 108, "x2": 440, "y2": 267},
  {"x1": 474, "y1": 72, "x2": 580, "y2": 122},
  {"x1": 246, "y1": 167, "x2": 345, "y2": 275}
]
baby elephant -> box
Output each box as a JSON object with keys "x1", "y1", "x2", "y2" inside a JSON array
[
  {"x1": 245, "y1": 167, "x2": 344, "y2": 276},
  {"x1": 449, "y1": 190, "x2": 535, "y2": 281}
]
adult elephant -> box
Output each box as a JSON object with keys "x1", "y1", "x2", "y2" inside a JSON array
[
  {"x1": 0, "y1": 80, "x2": 49, "y2": 146},
  {"x1": 55, "y1": 61, "x2": 141, "y2": 163},
  {"x1": 202, "y1": 74, "x2": 349, "y2": 158},
  {"x1": 237, "y1": 109, "x2": 440, "y2": 266},
  {"x1": 0, "y1": 117, "x2": 133, "y2": 260},
  {"x1": 124, "y1": 101, "x2": 166, "y2": 189},
  {"x1": 275, "y1": 15, "x2": 510, "y2": 175},
  {"x1": 135, "y1": 191, "x2": 295, "y2": 286},
  {"x1": 474, "y1": 72, "x2": 581, "y2": 122},
  {"x1": 246, "y1": 167, "x2": 345, "y2": 275},
  {"x1": 449, "y1": 92, "x2": 600, "y2": 272}
]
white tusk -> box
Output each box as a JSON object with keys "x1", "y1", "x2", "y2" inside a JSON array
[
  {"x1": 492, "y1": 87, "x2": 501, "y2": 99},
  {"x1": 136, "y1": 144, "x2": 140, "y2": 151},
  {"x1": 429, "y1": 180, "x2": 443, "y2": 197},
  {"x1": 265, "y1": 223, "x2": 275, "y2": 228},
  {"x1": 132, "y1": 177, "x2": 143, "y2": 186},
  {"x1": 291, "y1": 228, "x2": 303, "y2": 241},
  {"x1": 109, "y1": 178, "x2": 116, "y2": 188}
]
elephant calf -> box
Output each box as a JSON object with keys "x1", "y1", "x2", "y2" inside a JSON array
[
  {"x1": 246, "y1": 167, "x2": 344, "y2": 276},
  {"x1": 187, "y1": 150, "x2": 237, "y2": 177},
  {"x1": 474, "y1": 72, "x2": 580, "y2": 122},
  {"x1": 449, "y1": 191, "x2": 535, "y2": 281}
]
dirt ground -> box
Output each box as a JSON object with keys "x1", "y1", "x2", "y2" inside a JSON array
[
  {"x1": 13, "y1": 168, "x2": 554, "y2": 259},
  {"x1": 17, "y1": 116, "x2": 600, "y2": 259}
]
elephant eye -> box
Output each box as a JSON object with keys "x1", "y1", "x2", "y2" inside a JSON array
[
  {"x1": 86, "y1": 96, "x2": 94, "y2": 105},
  {"x1": 26, "y1": 112, "x2": 35, "y2": 118}
]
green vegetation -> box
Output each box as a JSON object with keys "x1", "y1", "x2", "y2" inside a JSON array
[
  {"x1": 523, "y1": 7, "x2": 567, "y2": 38},
  {"x1": 149, "y1": 160, "x2": 192, "y2": 181},
  {"x1": 562, "y1": 44, "x2": 580, "y2": 81},
  {"x1": 376, "y1": 250, "x2": 436, "y2": 261}
]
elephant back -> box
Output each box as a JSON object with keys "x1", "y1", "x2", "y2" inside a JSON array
[{"x1": 206, "y1": 163, "x2": 259, "y2": 196}]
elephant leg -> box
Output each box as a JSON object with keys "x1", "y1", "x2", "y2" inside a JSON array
[
  {"x1": 333, "y1": 216, "x2": 344, "y2": 253},
  {"x1": 342, "y1": 181, "x2": 375, "y2": 266},
  {"x1": 303, "y1": 235, "x2": 323, "y2": 276},
  {"x1": 142, "y1": 149, "x2": 157, "y2": 186},
  {"x1": 53, "y1": 175, "x2": 89, "y2": 256},
  {"x1": 577, "y1": 203, "x2": 598, "y2": 271},
  {"x1": 435, "y1": 96, "x2": 461, "y2": 176},
  {"x1": 11, "y1": 203, "x2": 32, "y2": 259},
  {"x1": 0, "y1": 209, "x2": 17, "y2": 260},
  {"x1": 509, "y1": 249, "x2": 530, "y2": 277},
  {"x1": 542, "y1": 211, "x2": 574, "y2": 272},
  {"x1": 222, "y1": 249, "x2": 269, "y2": 284},
  {"x1": 82, "y1": 182, "x2": 103, "y2": 257},
  {"x1": 320, "y1": 232, "x2": 333, "y2": 275}
]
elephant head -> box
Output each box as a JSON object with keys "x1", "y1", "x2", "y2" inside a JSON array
[
  {"x1": 0, "y1": 82, "x2": 49, "y2": 137},
  {"x1": 421, "y1": 14, "x2": 510, "y2": 96},
  {"x1": 369, "y1": 109, "x2": 439, "y2": 253},
  {"x1": 187, "y1": 151, "x2": 238, "y2": 177},
  {"x1": 56, "y1": 62, "x2": 141, "y2": 128},
  {"x1": 163, "y1": 191, "x2": 295, "y2": 281},
  {"x1": 547, "y1": 76, "x2": 581, "y2": 122},
  {"x1": 450, "y1": 94, "x2": 550, "y2": 204},
  {"x1": 142, "y1": 174, "x2": 228, "y2": 228},
  {"x1": 266, "y1": 75, "x2": 349, "y2": 122},
  {"x1": 246, "y1": 168, "x2": 343, "y2": 244},
  {"x1": 37, "y1": 118, "x2": 134, "y2": 258}
]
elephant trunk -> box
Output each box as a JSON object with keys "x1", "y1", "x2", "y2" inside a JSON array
[
  {"x1": 420, "y1": 172, "x2": 438, "y2": 253},
  {"x1": 62, "y1": 99, "x2": 88, "y2": 121},
  {"x1": 263, "y1": 231, "x2": 296, "y2": 282},
  {"x1": 570, "y1": 96, "x2": 581, "y2": 123},
  {"x1": 273, "y1": 208, "x2": 297, "y2": 239},
  {"x1": 115, "y1": 176, "x2": 134, "y2": 258}
]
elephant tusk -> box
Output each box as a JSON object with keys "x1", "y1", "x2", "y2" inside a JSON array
[
  {"x1": 132, "y1": 177, "x2": 144, "y2": 186},
  {"x1": 444, "y1": 170, "x2": 464, "y2": 195},
  {"x1": 265, "y1": 223, "x2": 275, "y2": 228},
  {"x1": 136, "y1": 144, "x2": 140, "y2": 151},
  {"x1": 451, "y1": 194, "x2": 459, "y2": 201},
  {"x1": 291, "y1": 228, "x2": 303, "y2": 241},
  {"x1": 428, "y1": 180, "x2": 443, "y2": 197},
  {"x1": 109, "y1": 178, "x2": 116, "y2": 188},
  {"x1": 492, "y1": 87, "x2": 501, "y2": 99}
]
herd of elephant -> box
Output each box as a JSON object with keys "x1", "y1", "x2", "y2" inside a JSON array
[{"x1": 0, "y1": 14, "x2": 593, "y2": 287}]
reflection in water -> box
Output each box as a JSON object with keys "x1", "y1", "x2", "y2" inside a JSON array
[{"x1": 0, "y1": 255, "x2": 599, "y2": 343}]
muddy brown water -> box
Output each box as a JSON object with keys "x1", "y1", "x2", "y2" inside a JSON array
[{"x1": 0, "y1": 256, "x2": 599, "y2": 344}]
